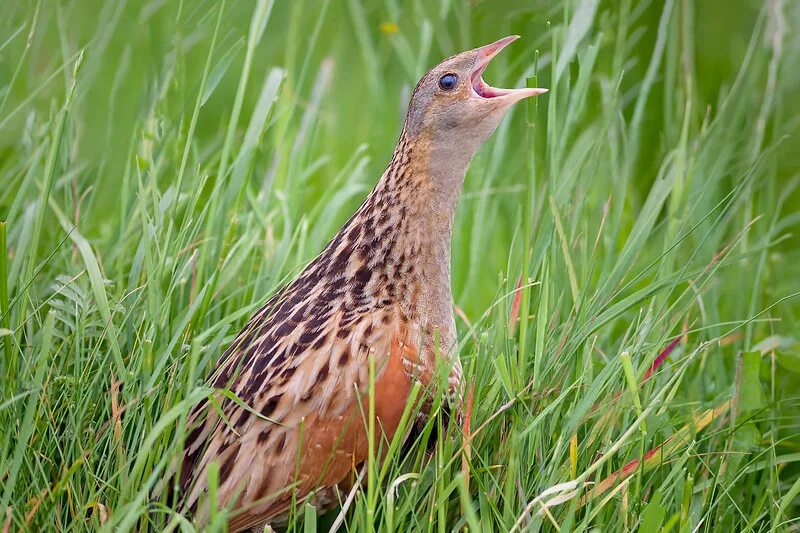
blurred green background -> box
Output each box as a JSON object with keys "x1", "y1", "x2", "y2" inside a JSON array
[
  {"x1": 1, "y1": 0, "x2": 799, "y2": 530},
  {"x1": 3, "y1": 0, "x2": 798, "y2": 273},
  {"x1": 3, "y1": 0, "x2": 800, "y2": 316}
]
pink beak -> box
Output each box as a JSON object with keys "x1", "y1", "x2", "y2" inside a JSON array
[{"x1": 471, "y1": 35, "x2": 548, "y2": 103}]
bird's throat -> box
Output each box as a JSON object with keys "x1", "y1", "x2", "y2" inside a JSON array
[
  {"x1": 308, "y1": 128, "x2": 477, "y2": 357},
  {"x1": 346, "y1": 130, "x2": 476, "y2": 342}
]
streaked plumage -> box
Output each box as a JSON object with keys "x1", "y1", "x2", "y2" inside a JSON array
[{"x1": 173, "y1": 36, "x2": 546, "y2": 531}]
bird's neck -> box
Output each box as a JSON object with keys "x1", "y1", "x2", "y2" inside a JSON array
[
  {"x1": 377, "y1": 129, "x2": 473, "y2": 238},
  {"x1": 342, "y1": 130, "x2": 476, "y2": 345}
]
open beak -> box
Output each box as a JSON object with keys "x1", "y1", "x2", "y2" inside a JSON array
[{"x1": 471, "y1": 35, "x2": 548, "y2": 104}]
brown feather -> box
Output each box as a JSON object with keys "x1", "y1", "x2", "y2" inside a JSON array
[{"x1": 170, "y1": 37, "x2": 548, "y2": 529}]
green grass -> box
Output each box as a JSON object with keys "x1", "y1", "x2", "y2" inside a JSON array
[{"x1": 2, "y1": 0, "x2": 800, "y2": 531}]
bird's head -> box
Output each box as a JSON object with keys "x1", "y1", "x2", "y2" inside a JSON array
[{"x1": 403, "y1": 35, "x2": 547, "y2": 153}]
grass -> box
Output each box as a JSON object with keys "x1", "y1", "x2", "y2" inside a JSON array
[{"x1": 1, "y1": 0, "x2": 800, "y2": 531}]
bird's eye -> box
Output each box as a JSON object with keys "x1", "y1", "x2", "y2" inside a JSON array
[{"x1": 438, "y1": 73, "x2": 458, "y2": 91}]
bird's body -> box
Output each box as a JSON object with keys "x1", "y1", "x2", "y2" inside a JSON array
[
  {"x1": 175, "y1": 36, "x2": 546, "y2": 531},
  {"x1": 180, "y1": 133, "x2": 463, "y2": 529}
]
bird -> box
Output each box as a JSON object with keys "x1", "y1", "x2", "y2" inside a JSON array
[{"x1": 173, "y1": 35, "x2": 547, "y2": 531}]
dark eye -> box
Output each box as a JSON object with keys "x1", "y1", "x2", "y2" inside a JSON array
[{"x1": 438, "y1": 73, "x2": 458, "y2": 91}]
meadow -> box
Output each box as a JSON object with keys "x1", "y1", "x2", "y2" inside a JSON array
[{"x1": 1, "y1": 0, "x2": 799, "y2": 530}]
